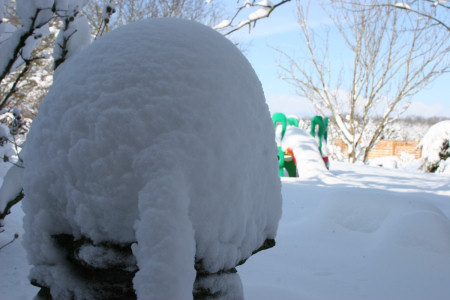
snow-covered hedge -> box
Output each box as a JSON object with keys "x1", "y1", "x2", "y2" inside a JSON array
[
  {"x1": 420, "y1": 120, "x2": 450, "y2": 174},
  {"x1": 22, "y1": 18, "x2": 282, "y2": 299}
]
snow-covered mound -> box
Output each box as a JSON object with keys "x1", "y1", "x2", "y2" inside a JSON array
[
  {"x1": 419, "y1": 120, "x2": 450, "y2": 174},
  {"x1": 239, "y1": 162, "x2": 450, "y2": 300},
  {"x1": 282, "y1": 126, "x2": 329, "y2": 178},
  {"x1": 22, "y1": 18, "x2": 282, "y2": 299}
]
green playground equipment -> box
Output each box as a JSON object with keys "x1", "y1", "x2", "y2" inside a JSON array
[
  {"x1": 310, "y1": 116, "x2": 328, "y2": 153},
  {"x1": 310, "y1": 115, "x2": 330, "y2": 169},
  {"x1": 287, "y1": 116, "x2": 299, "y2": 127},
  {"x1": 272, "y1": 113, "x2": 297, "y2": 177}
]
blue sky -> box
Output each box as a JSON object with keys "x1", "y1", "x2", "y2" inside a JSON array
[{"x1": 222, "y1": 2, "x2": 450, "y2": 119}]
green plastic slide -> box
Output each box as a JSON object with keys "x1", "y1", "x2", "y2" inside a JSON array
[{"x1": 272, "y1": 113, "x2": 297, "y2": 177}]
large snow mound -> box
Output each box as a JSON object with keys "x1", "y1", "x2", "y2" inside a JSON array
[{"x1": 22, "y1": 18, "x2": 282, "y2": 299}]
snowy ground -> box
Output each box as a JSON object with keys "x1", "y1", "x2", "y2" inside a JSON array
[{"x1": 1, "y1": 161, "x2": 450, "y2": 299}]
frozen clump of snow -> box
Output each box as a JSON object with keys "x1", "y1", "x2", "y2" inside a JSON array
[
  {"x1": 22, "y1": 18, "x2": 282, "y2": 299},
  {"x1": 419, "y1": 120, "x2": 450, "y2": 174},
  {"x1": 368, "y1": 156, "x2": 399, "y2": 169}
]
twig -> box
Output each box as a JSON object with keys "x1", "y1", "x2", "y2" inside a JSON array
[
  {"x1": 0, "y1": 54, "x2": 44, "y2": 110},
  {"x1": 0, "y1": 190, "x2": 24, "y2": 221},
  {"x1": 222, "y1": 0, "x2": 292, "y2": 36},
  {"x1": 0, "y1": 233, "x2": 19, "y2": 251}
]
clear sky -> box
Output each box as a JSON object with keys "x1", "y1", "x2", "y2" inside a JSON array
[{"x1": 222, "y1": 2, "x2": 450, "y2": 119}]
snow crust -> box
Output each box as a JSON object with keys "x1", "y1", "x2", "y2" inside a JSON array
[{"x1": 22, "y1": 18, "x2": 281, "y2": 299}]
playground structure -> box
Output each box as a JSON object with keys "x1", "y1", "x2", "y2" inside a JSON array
[
  {"x1": 287, "y1": 115, "x2": 299, "y2": 127},
  {"x1": 272, "y1": 113, "x2": 330, "y2": 177},
  {"x1": 273, "y1": 113, "x2": 297, "y2": 177},
  {"x1": 310, "y1": 116, "x2": 330, "y2": 169}
]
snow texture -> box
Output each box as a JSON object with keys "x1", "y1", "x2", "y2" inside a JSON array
[
  {"x1": 22, "y1": 18, "x2": 282, "y2": 299},
  {"x1": 3, "y1": 161, "x2": 450, "y2": 300},
  {"x1": 420, "y1": 120, "x2": 450, "y2": 173},
  {"x1": 239, "y1": 162, "x2": 450, "y2": 300}
]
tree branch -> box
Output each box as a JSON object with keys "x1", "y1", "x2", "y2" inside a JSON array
[{"x1": 215, "y1": 0, "x2": 292, "y2": 36}]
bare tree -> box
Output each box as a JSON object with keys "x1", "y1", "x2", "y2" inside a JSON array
[
  {"x1": 277, "y1": 0, "x2": 450, "y2": 162},
  {"x1": 340, "y1": 0, "x2": 450, "y2": 31},
  {"x1": 84, "y1": 0, "x2": 223, "y2": 36}
]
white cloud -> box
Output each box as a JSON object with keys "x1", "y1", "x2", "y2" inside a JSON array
[
  {"x1": 265, "y1": 94, "x2": 316, "y2": 117},
  {"x1": 265, "y1": 94, "x2": 450, "y2": 120},
  {"x1": 403, "y1": 101, "x2": 450, "y2": 118}
]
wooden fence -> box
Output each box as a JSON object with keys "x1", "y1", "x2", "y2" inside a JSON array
[{"x1": 332, "y1": 139, "x2": 422, "y2": 160}]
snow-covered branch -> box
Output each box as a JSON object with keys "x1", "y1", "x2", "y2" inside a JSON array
[
  {"x1": 338, "y1": 0, "x2": 450, "y2": 31},
  {"x1": 0, "y1": 6, "x2": 52, "y2": 85},
  {"x1": 1, "y1": 0, "x2": 91, "y2": 110},
  {"x1": 211, "y1": 0, "x2": 292, "y2": 36}
]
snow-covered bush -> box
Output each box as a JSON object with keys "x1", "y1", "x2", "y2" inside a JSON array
[
  {"x1": 420, "y1": 120, "x2": 450, "y2": 174},
  {"x1": 0, "y1": 108, "x2": 28, "y2": 226},
  {"x1": 22, "y1": 18, "x2": 282, "y2": 299}
]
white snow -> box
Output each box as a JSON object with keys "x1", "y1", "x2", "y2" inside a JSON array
[
  {"x1": 0, "y1": 164, "x2": 23, "y2": 218},
  {"x1": 248, "y1": 7, "x2": 271, "y2": 21},
  {"x1": 15, "y1": 0, "x2": 53, "y2": 29},
  {"x1": 281, "y1": 126, "x2": 329, "y2": 179},
  {"x1": 53, "y1": 14, "x2": 91, "y2": 72},
  {"x1": 2, "y1": 161, "x2": 450, "y2": 299},
  {"x1": 256, "y1": 0, "x2": 273, "y2": 7},
  {"x1": 394, "y1": 2, "x2": 412, "y2": 9},
  {"x1": 21, "y1": 18, "x2": 281, "y2": 299},
  {"x1": 213, "y1": 19, "x2": 231, "y2": 30},
  {"x1": 238, "y1": 161, "x2": 450, "y2": 300}
]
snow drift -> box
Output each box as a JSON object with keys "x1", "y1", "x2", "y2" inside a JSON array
[{"x1": 22, "y1": 18, "x2": 282, "y2": 299}]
